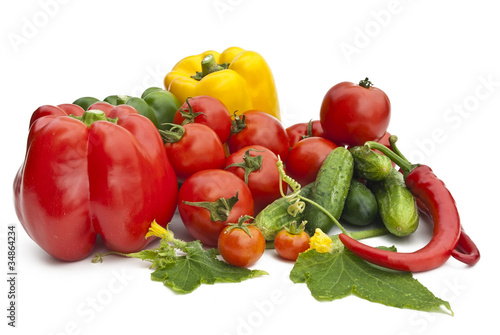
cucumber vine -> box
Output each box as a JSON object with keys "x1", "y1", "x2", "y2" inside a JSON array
[{"x1": 276, "y1": 157, "x2": 350, "y2": 236}]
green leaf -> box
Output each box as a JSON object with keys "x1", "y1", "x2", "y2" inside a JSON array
[
  {"x1": 150, "y1": 240, "x2": 268, "y2": 294},
  {"x1": 290, "y1": 249, "x2": 453, "y2": 314}
]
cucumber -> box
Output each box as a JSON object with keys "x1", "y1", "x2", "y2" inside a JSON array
[
  {"x1": 341, "y1": 178, "x2": 378, "y2": 226},
  {"x1": 349, "y1": 145, "x2": 392, "y2": 181},
  {"x1": 368, "y1": 168, "x2": 419, "y2": 237},
  {"x1": 304, "y1": 147, "x2": 353, "y2": 235},
  {"x1": 253, "y1": 183, "x2": 314, "y2": 241}
]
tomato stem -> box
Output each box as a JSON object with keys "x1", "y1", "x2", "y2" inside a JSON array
[
  {"x1": 284, "y1": 220, "x2": 307, "y2": 235},
  {"x1": 230, "y1": 112, "x2": 246, "y2": 134},
  {"x1": 224, "y1": 148, "x2": 264, "y2": 184},
  {"x1": 358, "y1": 77, "x2": 373, "y2": 89},
  {"x1": 178, "y1": 97, "x2": 206, "y2": 125},
  {"x1": 182, "y1": 192, "x2": 240, "y2": 222},
  {"x1": 159, "y1": 123, "x2": 186, "y2": 143},
  {"x1": 302, "y1": 119, "x2": 314, "y2": 140},
  {"x1": 222, "y1": 215, "x2": 254, "y2": 237}
]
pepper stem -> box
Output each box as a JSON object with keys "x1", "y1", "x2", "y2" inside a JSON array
[
  {"x1": 365, "y1": 135, "x2": 417, "y2": 174},
  {"x1": 190, "y1": 54, "x2": 230, "y2": 81},
  {"x1": 70, "y1": 109, "x2": 118, "y2": 127}
]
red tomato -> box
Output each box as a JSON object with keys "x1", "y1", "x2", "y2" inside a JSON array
[
  {"x1": 376, "y1": 131, "x2": 392, "y2": 149},
  {"x1": 164, "y1": 123, "x2": 226, "y2": 183},
  {"x1": 286, "y1": 120, "x2": 324, "y2": 148},
  {"x1": 224, "y1": 145, "x2": 287, "y2": 214},
  {"x1": 227, "y1": 110, "x2": 290, "y2": 161},
  {"x1": 274, "y1": 228, "x2": 310, "y2": 261},
  {"x1": 173, "y1": 96, "x2": 232, "y2": 144},
  {"x1": 285, "y1": 137, "x2": 337, "y2": 187},
  {"x1": 218, "y1": 224, "x2": 266, "y2": 267},
  {"x1": 178, "y1": 169, "x2": 254, "y2": 247},
  {"x1": 320, "y1": 78, "x2": 391, "y2": 147}
]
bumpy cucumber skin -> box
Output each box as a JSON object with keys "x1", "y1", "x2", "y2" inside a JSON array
[
  {"x1": 349, "y1": 146, "x2": 392, "y2": 181},
  {"x1": 341, "y1": 178, "x2": 378, "y2": 226},
  {"x1": 304, "y1": 147, "x2": 353, "y2": 235},
  {"x1": 254, "y1": 183, "x2": 314, "y2": 241},
  {"x1": 369, "y1": 169, "x2": 419, "y2": 237}
]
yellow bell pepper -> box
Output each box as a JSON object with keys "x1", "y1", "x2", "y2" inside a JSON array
[{"x1": 164, "y1": 47, "x2": 281, "y2": 120}]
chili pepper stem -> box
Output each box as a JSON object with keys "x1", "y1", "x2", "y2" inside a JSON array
[{"x1": 365, "y1": 136, "x2": 417, "y2": 173}]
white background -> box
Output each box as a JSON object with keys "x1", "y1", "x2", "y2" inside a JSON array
[{"x1": 1, "y1": 1, "x2": 499, "y2": 334}]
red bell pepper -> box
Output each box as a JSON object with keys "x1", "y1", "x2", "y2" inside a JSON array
[{"x1": 14, "y1": 104, "x2": 178, "y2": 261}]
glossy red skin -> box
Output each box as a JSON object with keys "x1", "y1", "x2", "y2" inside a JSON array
[
  {"x1": 339, "y1": 165, "x2": 461, "y2": 272},
  {"x1": 376, "y1": 131, "x2": 392, "y2": 149},
  {"x1": 173, "y1": 96, "x2": 232, "y2": 144},
  {"x1": 274, "y1": 230, "x2": 310, "y2": 261},
  {"x1": 320, "y1": 81, "x2": 391, "y2": 147},
  {"x1": 178, "y1": 169, "x2": 254, "y2": 247},
  {"x1": 29, "y1": 104, "x2": 85, "y2": 127},
  {"x1": 224, "y1": 145, "x2": 287, "y2": 214},
  {"x1": 87, "y1": 101, "x2": 116, "y2": 114},
  {"x1": 218, "y1": 225, "x2": 266, "y2": 267},
  {"x1": 14, "y1": 105, "x2": 178, "y2": 261},
  {"x1": 415, "y1": 196, "x2": 480, "y2": 266},
  {"x1": 285, "y1": 137, "x2": 338, "y2": 187},
  {"x1": 227, "y1": 110, "x2": 290, "y2": 161},
  {"x1": 165, "y1": 123, "x2": 226, "y2": 183},
  {"x1": 286, "y1": 120, "x2": 325, "y2": 148}
]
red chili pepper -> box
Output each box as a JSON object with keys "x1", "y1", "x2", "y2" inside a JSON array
[
  {"x1": 338, "y1": 135, "x2": 479, "y2": 272},
  {"x1": 415, "y1": 195, "x2": 480, "y2": 266},
  {"x1": 451, "y1": 228, "x2": 480, "y2": 266}
]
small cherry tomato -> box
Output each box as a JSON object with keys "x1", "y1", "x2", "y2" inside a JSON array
[
  {"x1": 173, "y1": 96, "x2": 232, "y2": 144},
  {"x1": 285, "y1": 137, "x2": 337, "y2": 187},
  {"x1": 163, "y1": 123, "x2": 226, "y2": 183},
  {"x1": 224, "y1": 145, "x2": 287, "y2": 214},
  {"x1": 286, "y1": 120, "x2": 324, "y2": 148},
  {"x1": 320, "y1": 78, "x2": 391, "y2": 147},
  {"x1": 218, "y1": 216, "x2": 266, "y2": 267},
  {"x1": 227, "y1": 110, "x2": 289, "y2": 161},
  {"x1": 274, "y1": 221, "x2": 310, "y2": 261}
]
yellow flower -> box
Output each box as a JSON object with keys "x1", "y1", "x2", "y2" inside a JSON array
[
  {"x1": 308, "y1": 228, "x2": 334, "y2": 253},
  {"x1": 145, "y1": 220, "x2": 174, "y2": 241}
]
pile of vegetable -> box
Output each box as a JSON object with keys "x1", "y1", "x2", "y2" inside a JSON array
[{"x1": 13, "y1": 47, "x2": 480, "y2": 313}]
